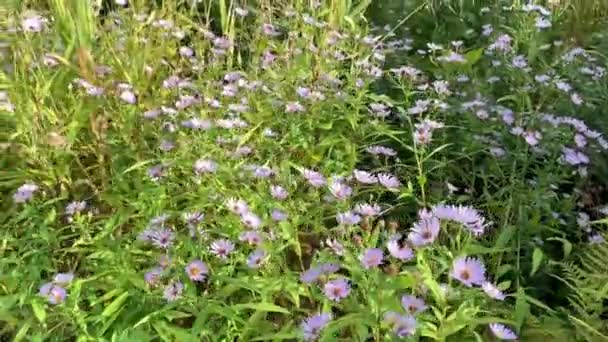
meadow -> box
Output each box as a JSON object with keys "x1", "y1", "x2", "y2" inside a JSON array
[{"x1": 1, "y1": 0, "x2": 608, "y2": 341}]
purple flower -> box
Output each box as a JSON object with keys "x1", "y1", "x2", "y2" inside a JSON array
[
  {"x1": 353, "y1": 170, "x2": 377, "y2": 184},
  {"x1": 183, "y1": 211, "x2": 204, "y2": 226},
  {"x1": 147, "y1": 164, "x2": 166, "y2": 181},
  {"x1": 22, "y1": 14, "x2": 47, "y2": 32},
  {"x1": 354, "y1": 203, "x2": 381, "y2": 217},
  {"x1": 387, "y1": 238, "x2": 414, "y2": 261},
  {"x1": 451, "y1": 256, "x2": 486, "y2": 287},
  {"x1": 158, "y1": 254, "x2": 171, "y2": 269},
  {"x1": 53, "y1": 273, "x2": 74, "y2": 284},
  {"x1": 482, "y1": 282, "x2": 506, "y2": 300},
  {"x1": 163, "y1": 281, "x2": 184, "y2": 302},
  {"x1": 489, "y1": 323, "x2": 518, "y2": 340},
  {"x1": 301, "y1": 313, "x2": 332, "y2": 341},
  {"x1": 149, "y1": 228, "x2": 175, "y2": 249},
  {"x1": 408, "y1": 217, "x2": 440, "y2": 246},
  {"x1": 210, "y1": 239, "x2": 235, "y2": 260},
  {"x1": 65, "y1": 201, "x2": 86, "y2": 216},
  {"x1": 329, "y1": 180, "x2": 352, "y2": 200},
  {"x1": 432, "y1": 204, "x2": 489, "y2": 236},
  {"x1": 367, "y1": 145, "x2": 397, "y2": 156},
  {"x1": 300, "y1": 267, "x2": 322, "y2": 284},
  {"x1": 262, "y1": 23, "x2": 281, "y2": 37},
  {"x1": 384, "y1": 312, "x2": 417, "y2": 337},
  {"x1": 270, "y1": 185, "x2": 289, "y2": 200},
  {"x1": 13, "y1": 183, "x2": 38, "y2": 203},
  {"x1": 326, "y1": 238, "x2": 345, "y2": 256},
  {"x1": 247, "y1": 249, "x2": 266, "y2": 268},
  {"x1": 144, "y1": 267, "x2": 163, "y2": 286},
  {"x1": 336, "y1": 211, "x2": 361, "y2": 226},
  {"x1": 119, "y1": 90, "x2": 137, "y2": 104},
  {"x1": 323, "y1": 278, "x2": 351, "y2": 302},
  {"x1": 226, "y1": 198, "x2": 249, "y2": 215},
  {"x1": 562, "y1": 147, "x2": 589, "y2": 166},
  {"x1": 377, "y1": 173, "x2": 401, "y2": 189},
  {"x1": 271, "y1": 209, "x2": 288, "y2": 221},
  {"x1": 285, "y1": 101, "x2": 305, "y2": 113},
  {"x1": 185, "y1": 260, "x2": 208, "y2": 282},
  {"x1": 239, "y1": 231, "x2": 263, "y2": 246},
  {"x1": 179, "y1": 46, "x2": 194, "y2": 58},
  {"x1": 39, "y1": 283, "x2": 67, "y2": 305},
  {"x1": 360, "y1": 248, "x2": 384, "y2": 269},
  {"x1": 303, "y1": 169, "x2": 326, "y2": 187},
  {"x1": 401, "y1": 295, "x2": 427, "y2": 314},
  {"x1": 240, "y1": 212, "x2": 262, "y2": 229}
]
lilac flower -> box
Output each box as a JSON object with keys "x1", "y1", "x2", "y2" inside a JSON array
[
  {"x1": 144, "y1": 267, "x2": 163, "y2": 286},
  {"x1": 387, "y1": 238, "x2": 414, "y2": 261},
  {"x1": 384, "y1": 312, "x2": 417, "y2": 337},
  {"x1": 408, "y1": 217, "x2": 440, "y2": 246},
  {"x1": 300, "y1": 267, "x2": 322, "y2": 284},
  {"x1": 303, "y1": 169, "x2": 326, "y2": 187},
  {"x1": 432, "y1": 204, "x2": 490, "y2": 236},
  {"x1": 489, "y1": 323, "x2": 518, "y2": 340},
  {"x1": 271, "y1": 209, "x2": 288, "y2": 221},
  {"x1": 354, "y1": 203, "x2": 381, "y2": 217},
  {"x1": 512, "y1": 55, "x2": 528, "y2": 69},
  {"x1": 210, "y1": 239, "x2": 235, "y2": 260},
  {"x1": 39, "y1": 283, "x2": 67, "y2": 305},
  {"x1": 523, "y1": 130, "x2": 541, "y2": 146},
  {"x1": 378, "y1": 173, "x2": 401, "y2": 190},
  {"x1": 353, "y1": 170, "x2": 377, "y2": 184},
  {"x1": 53, "y1": 273, "x2": 74, "y2": 284},
  {"x1": 239, "y1": 231, "x2": 263, "y2": 246},
  {"x1": 22, "y1": 14, "x2": 47, "y2": 32},
  {"x1": 481, "y1": 24, "x2": 493, "y2": 36},
  {"x1": 179, "y1": 46, "x2": 194, "y2": 58},
  {"x1": 401, "y1": 295, "x2": 427, "y2": 314},
  {"x1": 451, "y1": 256, "x2": 486, "y2": 286},
  {"x1": 247, "y1": 249, "x2": 266, "y2": 268},
  {"x1": 336, "y1": 211, "x2": 361, "y2": 226},
  {"x1": 488, "y1": 34, "x2": 512, "y2": 53},
  {"x1": 119, "y1": 90, "x2": 137, "y2": 104},
  {"x1": 482, "y1": 282, "x2": 506, "y2": 300},
  {"x1": 185, "y1": 260, "x2": 208, "y2": 282},
  {"x1": 163, "y1": 281, "x2": 184, "y2": 302},
  {"x1": 241, "y1": 212, "x2": 262, "y2": 229},
  {"x1": 150, "y1": 228, "x2": 175, "y2": 249},
  {"x1": 65, "y1": 201, "x2": 86, "y2": 215},
  {"x1": 301, "y1": 313, "x2": 332, "y2": 341},
  {"x1": 329, "y1": 180, "x2": 352, "y2": 200},
  {"x1": 13, "y1": 183, "x2": 39, "y2": 203},
  {"x1": 324, "y1": 278, "x2": 351, "y2": 302},
  {"x1": 270, "y1": 185, "x2": 289, "y2": 200},
  {"x1": 360, "y1": 248, "x2": 384, "y2": 269},
  {"x1": 226, "y1": 198, "x2": 249, "y2": 215},
  {"x1": 262, "y1": 23, "x2": 281, "y2": 37}
]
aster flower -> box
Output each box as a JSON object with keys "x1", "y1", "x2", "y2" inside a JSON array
[
  {"x1": 323, "y1": 278, "x2": 351, "y2": 302},
  {"x1": 336, "y1": 211, "x2": 361, "y2": 226},
  {"x1": 226, "y1": 198, "x2": 249, "y2": 215},
  {"x1": 163, "y1": 281, "x2": 184, "y2": 302},
  {"x1": 239, "y1": 230, "x2": 263, "y2": 245},
  {"x1": 432, "y1": 204, "x2": 490, "y2": 236},
  {"x1": 185, "y1": 260, "x2": 208, "y2": 282},
  {"x1": 183, "y1": 211, "x2": 204, "y2": 226},
  {"x1": 13, "y1": 183, "x2": 39, "y2": 203},
  {"x1": 451, "y1": 256, "x2": 486, "y2": 286},
  {"x1": 119, "y1": 90, "x2": 137, "y2": 104},
  {"x1": 408, "y1": 217, "x2": 440, "y2": 246},
  {"x1": 489, "y1": 323, "x2": 518, "y2": 340},
  {"x1": 144, "y1": 267, "x2": 163, "y2": 286},
  {"x1": 482, "y1": 281, "x2": 506, "y2": 300},
  {"x1": 285, "y1": 101, "x2": 305, "y2": 113},
  {"x1": 387, "y1": 238, "x2": 414, "y2": 261},
  {"x1": 329, "y1": 180, "x2": 352, "y2": 200},
  {"x1": 53, "y1": 273, "x2": 74, "y2": 284},
  {"x1": 367, "y1": 145, "x2": 397, "y2": 156},
  {"x1": 270, "y1": 185, "x2": 289, "y2": 200},
  {"x1": 377, "y1": 173, "x2": 401, "y2": 189},
  {"x1": 360, "y1": 248, "x2": 384, "y2": 269},
  {"x1": 384, "y1": 312, "x2": 417, "y2": 337},
  {"x1": 148, "y1": 228, "x2": 175, "y2": 249},
  {"x1": 210, "y1": 239, "x2": 235, "y2": 260},
  {"x1": 401, "y1": 295, "x2": 427, "y2": 315},
  {"x1": 325, "y1": 238, "x2": 345, "y2": 256},
  {"x1": 158, "y1": 254, "x2": 171, "y2": 269},
  {"x1": 353, "y1": 170, "x2": 378, "y2": 184},
  {"x1": 39, "y1": 283, "x2": 67, "y2": 305},
  {"x1": 301, "y1": 313, "x2": 331, "y2": 341},
  {"x1": 22, "y1": 14, "x2": 47, "y2": 32},
  {"x1": 271, "y1": 209, "x2": 288, "y2": 221},
  {"x1": 247, "y1": 249, "x2": 266, "y2": 268},
  {"x1": 240, "y1": 212, "x2": 262, "y2": 229},
  {"x1": 303, "y1": 169, "x2": 326, "y2": 187},
  {"x1": 65, "y1": 201, "x2": 86, "y2": 216},
  {"x1": 354, "y1": 203, "x2": 381, "y2": 217},
  {"x1": 262, "y1": 23, "x2": 281, "y2": 37},
  {"x1": 300, "y1": 267, "x2": 322, "y2": 284}
]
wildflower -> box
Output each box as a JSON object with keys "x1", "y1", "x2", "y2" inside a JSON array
[
  {"x1": 353, "y1": 170, "x2": 377, "y2": 184},
  {"x1": 241, "y1": 211, "x2": 262, "y2": 229},
  {"x1": 271, "y1": 209, "x2": 288, "y2": 221},
  {"x1": 119, "y1": 90, "x2": 137, "y2": 104},
  {"x1": 329, "y1": 180, "x2": 352, "y2": 200},
  {"x1": 367, "y1": 145, "x2": 397, "y2": 156},
  {"x1": 239, "y1": 231, "x2": 263, "y2": 246},
  {"x1": 150, "y1": 228, "x2": 175, "y2": 249},
  {"x1": 303, "y1": 169, "x2": 326, "y2": 187},
  {"x1": 210, "y1": 239, "x2": 235, "y2": 260},
  {"x1": 562, "y1": 148, "x2": 589, "y2": 166},
  {"x1": 401, "y1": 295, "x2": 428, "y2": 314},
  {"x1": 354, "y1": 203, "x2": 381, "y2": 217},
  {"x1": 301, "y1": 313, "x2": 331, "y2": 341},
  {"x1": 451, "y1": 256, "x2": 486, "y2": 286},
  {"x1": 571, "y1": 93, "x2": 583, "y2": 105},
  {"x1": 247, "y1": 249, "x2": 266, "y2": 268},
  {"x1": 65, "y1": 201, "x2": 86, "y2": 216},
  {"x1": 326, "y1": 238, "x2": 345, "y2": 256},
  {"x1": 39, "y1": 283, "x2": 67, "y2": 305},
  {"x1": 481, "y1": 24, "x2": 493, "y2": 36},
  {"x1": 144, "y1": 267, "x2": 163, "y2": 286},
  {"x1": 384, "y1": 312, "x2": 417, "y2": 337},
  {"x1": 377, "y1": 173, "x2": 401, "y2": 190},
  {"x1": 437, "y1": 51, "x2": 466, "y2": 63},
  {"x1": 179, "y1": 46, "x2": 194, "y2": 58},
  {"x1": 432, "y1": 204, "x2": 490, "y2": 236},
  {"x1": 22, "y1": 14, "x2": 47, "y2": 32},
  {"x1": 185, "y1": 260, "x2": 208, "y2": 282},
  {"x1": 193, "y1": 159, "x2": 217, "y2": 175},
  {"x1": 489, "y1": 323, "x2": 518, "y2": 340},
  {"x1": 387, "y1": 238, "x2": 414, "y2": 261},
  {"x1": 262, "y1": 23, "x2": 281, "y2": 37},
  {"x1": 163, "y1": 281, "x2": 184, "y2": 302},
  {"x1": 589, "y1": 232, "x2": 605, "y2": 244},
  {"x1": 408, "y1": 217, "x2": 440, "y2": 246},
  {"x1": 234, "y1": 7, "x2": 249, "y2": 16},
  {"x1": 300, "y1": 267, "x2": 322, "y2": 284},
  {"x1": 226, "y1": 198, "x2": 249, "y2": 215},
  {"x1": 482, "y1": 282, "x2": 506, "y2": 300},
  {"x1": 535, "y1": 17, "x2": 552, "y2": 29},
  {"x1": 13, "y1": 183, "x2": 39, "y2": 203},
  {"x1": 523, "y1": 130, "x2": 541, "y2": 146},
  {"x1": 270, "y1": 185, "x2": 289, "y2": 200},
  {"x1": 512, "y1": 55, "x2": 528, "y2": 69},
  {"x1": 286, "y1": 101, "x2": 305, "y2": 113},
  {"x1": 324, "y1": 278, "x2": 351, "y2": 302},
  {"x1": 158, "y1": 254, "x2": 171, "y2": 269},
  {"x1": 360, "y1": 248, "x2": 384, "y2": 269},
  {"x1": 336, "y1": 211, "x2": 361, "y2": 226}
]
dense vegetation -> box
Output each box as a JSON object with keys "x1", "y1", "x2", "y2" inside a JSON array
[{"x1": 2, "y1": 0, "x2": 608, "y2": 341}]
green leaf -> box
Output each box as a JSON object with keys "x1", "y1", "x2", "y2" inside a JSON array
[
  {"x1": 101, "y1": 291, "x2": 129, "y2": 318},
  {"x1": 465, "y1": 48, "x2": 484, "y2": 65},
  {"x1": 14, "y1": 322, "x2": 30, "y2": 342},
  {"x1": 531, "y1": 248, "x2": 544, "y2": 276},
  {"x1": 546, "y1": 237, "x2": 572, "y2": 258},
  {"x1": 31, "y1": 301, "x2": 46, "y2": 323},
  {"x1": 234, "y1": 302, "x2": 289, "y2": 314},
  {"x1": 514, "y1": 288, "x2": 530, "y2": 331}
]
